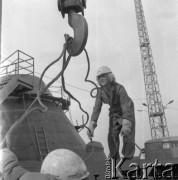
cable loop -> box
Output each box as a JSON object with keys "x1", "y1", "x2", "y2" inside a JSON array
[{"x1": 90, "y1": 87, "x2": 100, "y2": 98}]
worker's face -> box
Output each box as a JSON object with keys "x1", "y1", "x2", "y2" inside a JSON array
[{"x1": 98, "y1": 73, "x2": 110, "y2": 87}]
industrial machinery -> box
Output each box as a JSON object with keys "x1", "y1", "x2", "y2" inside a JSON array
[
  {"x1": 0, "y1": 1, "x2": 107, "y2": 179},
  {"x1": 104, "y1": 1, "x2": 178, "y2": 179},
  {"x1": 1, "y1": 0, "x2": 178, "y2": 179},
  {"x1": 120, "y1": 0, "x2": 178, "y2": 179},
  {"x1": 0, "y1": 50, "x2": 106, "y2": 180},
  {"x1": 106, "y1": 1, "x2": 178, "y2": 179},
  {"x1": 134, "y1": 0, "x2": 169, "y2": 140}
]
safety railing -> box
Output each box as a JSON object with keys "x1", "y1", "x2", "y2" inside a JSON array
[{"x1": 0, "y1": 50, "x2": 34, "y2": 81}]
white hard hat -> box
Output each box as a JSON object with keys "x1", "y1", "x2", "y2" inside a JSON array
[
  {"x1": 96, "y1": 66, "x2": 112, "y2": 77},
  {"x1": 41, "y1": 149, "x2": 89, "y2": 180}
]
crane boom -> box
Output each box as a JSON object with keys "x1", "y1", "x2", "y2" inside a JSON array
[{"x1": 134, "y1": 0, "x2": 169, "y2": 139}]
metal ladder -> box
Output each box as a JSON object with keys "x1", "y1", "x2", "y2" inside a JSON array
[{"x1": 34, "y1": 125, "x2": 49, "y2": 161}]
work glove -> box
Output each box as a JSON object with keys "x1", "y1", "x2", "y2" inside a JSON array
[
  {"x1": 121, "y1": 119, "x2": 132, "y2": 137},
  {"x1": 87, "y1": 121, "x2": 97, "y2": 140}
]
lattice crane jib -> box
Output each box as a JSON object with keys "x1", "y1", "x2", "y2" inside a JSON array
[{"x1": 134, "y1": 0, "x2": 169, "y2": 139}]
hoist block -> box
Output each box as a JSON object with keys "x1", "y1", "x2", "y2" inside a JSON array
[
  {"x1": 57, "y1": 0, "x2": 88, "y2": 57},
  {"x1": 58, "y1": 0, "x2": 86, "y2": 18}
]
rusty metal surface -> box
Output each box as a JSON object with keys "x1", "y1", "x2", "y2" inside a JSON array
[{"x1": 0, "y1": 75, "x2": 106, "y2": 179}]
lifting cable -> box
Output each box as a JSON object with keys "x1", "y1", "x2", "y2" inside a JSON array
[
  {"x1": 59, "y1": 47, "x2": 99, "y2": 161},
  {"x1": 61, "y1": 48, "x2": 99, "y2": 132},
  {"x1": 83, "y1": 48, "x2": 99, "y2": 98},
  {"x1": 61, "y1": 50, "x2": 89, "y2": 129}
]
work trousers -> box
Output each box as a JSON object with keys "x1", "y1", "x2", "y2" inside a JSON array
[{"x1": 108, "y1": 117, "x2": 135, "y2": 159}]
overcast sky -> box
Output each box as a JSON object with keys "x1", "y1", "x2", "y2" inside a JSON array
[{"x1": 1, "y1": 0, "x2": 178, "y2": 156}]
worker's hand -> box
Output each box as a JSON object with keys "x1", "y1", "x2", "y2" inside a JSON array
[
  {"x1": 87, "y1": 121, "x2": 97, "y2": 140},
  {"x1": 121, "y1": 119, "x2": 132, "y2": 137}
]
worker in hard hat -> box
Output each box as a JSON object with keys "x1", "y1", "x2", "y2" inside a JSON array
[
  {"x1": 87, "y1": 66, "x2": 135, "y2": 159},
  {"x1": 0, "y1": 148, "x2": 89, "y2": 180}
]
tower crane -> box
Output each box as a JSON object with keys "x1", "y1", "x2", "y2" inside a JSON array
[{"x1": 134, "y1": 0, "x2": 169, "y2": 139}]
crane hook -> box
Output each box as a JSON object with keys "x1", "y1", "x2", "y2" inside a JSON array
[{"x1": 58, "y1": 0, "x2": 88, "y2": 57}]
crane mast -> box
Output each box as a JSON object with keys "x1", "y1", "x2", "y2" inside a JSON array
[{"x1": 134, "y1": 0, "x2": 169, "y2": 139}]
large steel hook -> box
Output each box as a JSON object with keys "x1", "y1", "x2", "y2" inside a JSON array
[{"x1": 58, "y1": 0, "x2": 88, "y2": 57}]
